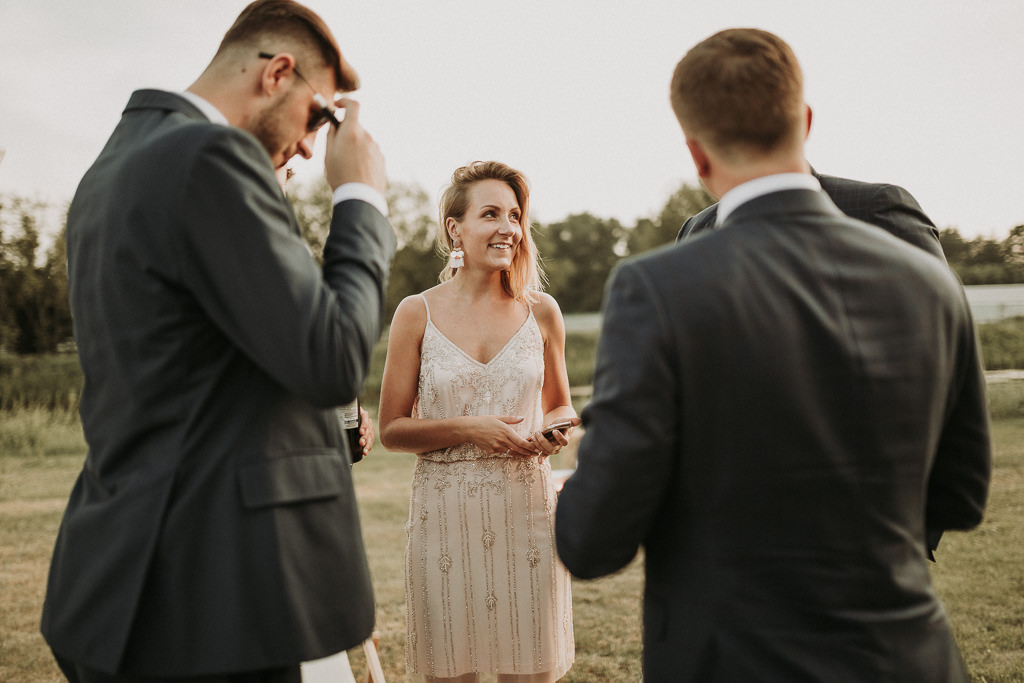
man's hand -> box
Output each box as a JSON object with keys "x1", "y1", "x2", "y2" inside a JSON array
[
  {"x1": 324, "y1": 98, "x2": 386, "y2": 194},
  {"x1": 358, "y1": 406, "x2": 375, "y2": 459}
]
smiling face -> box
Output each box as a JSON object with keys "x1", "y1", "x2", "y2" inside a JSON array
[{"x1": 447, "y1": 179, "x2": 523, "y2": 272}]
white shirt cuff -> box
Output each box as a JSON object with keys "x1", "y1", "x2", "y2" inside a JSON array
[{"x1": 332, "y1": 183, "x2": 388, "y2": 217}]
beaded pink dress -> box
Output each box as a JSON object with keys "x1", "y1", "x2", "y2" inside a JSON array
[{"x1": 404, "y1": 296, "x2": 574, "y2": 678}]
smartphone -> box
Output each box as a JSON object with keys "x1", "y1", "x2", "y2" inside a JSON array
[{"x1": 540, "y1": 417, "x2": 580, "y2": 443}]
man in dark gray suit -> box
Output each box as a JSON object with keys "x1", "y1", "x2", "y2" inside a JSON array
[
  {"x1": 41, "y1": 2, "x2": 395, "y2": 681},
  {"x1": 680, "y1": 165, "x2": 949, "y2": 563},
  {"x1": 555, "y1": 28, "x2": 990, "y2": 682},
  {"x1": 678, "y1": 169, "x2": 947, "y2": 263},
  {"x1": 675, "y1": 169, "x2": 946, "y2": 264}
]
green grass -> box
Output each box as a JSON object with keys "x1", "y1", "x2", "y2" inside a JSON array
[
  {"x1": 980, "y1": 316, "x2": 1024, "y2": 371},
  {"x1": 930, "y1": 418, "x2": 1024, "y2": 681},
  {"x1": 3, "y1": 407, "x2": 1023, "y2": 681},
  {"x1": 0, "y1": 352, "x2": 82, "y2": 412},
  {"x1": 2, "y1": 323, "x2": 1023, "y2": 681},
  {"x1": 565, "y1": 331, "x2": 600, "y2": 390}
]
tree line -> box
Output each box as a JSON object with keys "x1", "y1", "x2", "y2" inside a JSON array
[{"x1": 2, "y1": 184, "x2": 1023, "y2": 355}]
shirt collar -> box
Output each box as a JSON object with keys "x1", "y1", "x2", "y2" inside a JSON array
[
  {"x1": 716, "y1": 173, "x2": 822, "y2": 226},
  {"x1": 177, "y1": 91, "x2": 229, "y2": 125}
]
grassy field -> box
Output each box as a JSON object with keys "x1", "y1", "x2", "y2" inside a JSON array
[
  {"x1": 2, "y1": 405, "x2": 1023, "y2": 681},
  {"x1": 2, "y1": 325, "x2": 1024, "y2": 681}
]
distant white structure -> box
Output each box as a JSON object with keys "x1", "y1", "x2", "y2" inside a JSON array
[{"x1": 964, "y1": 284, "x2": 1024, "y2": 323}]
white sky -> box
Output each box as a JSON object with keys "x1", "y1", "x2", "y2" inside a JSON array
[{"x1": 1, "y1": 0, "x2": 1022, "y2": 239}]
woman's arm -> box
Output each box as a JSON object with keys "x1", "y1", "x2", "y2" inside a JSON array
[
  {"x1": 531, "y1": 293, "x2": 578, "y2": 454},
  {"x1": 377, "y1": 295, "x2": 537, "y2": 456}
]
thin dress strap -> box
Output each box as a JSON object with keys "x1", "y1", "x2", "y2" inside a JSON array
[{"x1": 419, "y1": 293, "x2": 432, "y2": 324}]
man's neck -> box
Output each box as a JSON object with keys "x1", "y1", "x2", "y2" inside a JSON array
[
  {"x1": 178, "y1": 91, "x2": 229, "y2": 126},
  {"x1": 711, "y1": 154, "x2": 808, "y2": 199},
  {"x1": 186, "y1": 60, "x2": 256, "y2": 129},
  {"x1": 717, "y1": 172, "x2": 822, "y2": 225}
]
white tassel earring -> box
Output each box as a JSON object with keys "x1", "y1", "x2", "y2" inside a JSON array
[{"x1": 449, "y1": 240, "x2": 465, "y2": 269}]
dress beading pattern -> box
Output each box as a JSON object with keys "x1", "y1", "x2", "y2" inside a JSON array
[{"x1": 404, "y1": 297, "x2": 574, "y2": 678}]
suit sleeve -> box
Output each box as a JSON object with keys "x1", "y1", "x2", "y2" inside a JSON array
[
  {"x1": 866, "y1": 184, "x2": 947, "y2": 263},
  {"x1": 174, "y1": 128, "x2": 396, "y2": 407},
  {"x1": 555, "y1": 260, "x2": 680, "y2": 579},
  {"x1": 925, "y1": 300, "x2": 991, "y2": 535}
]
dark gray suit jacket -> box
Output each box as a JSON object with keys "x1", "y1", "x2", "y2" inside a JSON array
[
  {"x1": 679, "y1": 171, "x2": 950, "y2": 558},
  {"x1": 556, "y1": 189, "x2": 990, "y2": 681},
  {"x1": 677, "y1": 171, "x2": 947, "y2": 263},
  {"x1": 41, "y1": 90, "x2": 396, "y2": 676}
]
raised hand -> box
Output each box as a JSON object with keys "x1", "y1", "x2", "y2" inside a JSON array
[{"x1": 324, "y1": 98, "x2": 386, "y2": 193}]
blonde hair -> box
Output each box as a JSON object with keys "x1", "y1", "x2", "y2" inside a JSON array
[{"x1": 437, "y1": 161, "x2": 544, "y2": 303}]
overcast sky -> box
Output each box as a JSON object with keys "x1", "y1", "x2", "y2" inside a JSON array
[{"x1": 1, "y1": 0, "x2": 1021, "y2": 239}]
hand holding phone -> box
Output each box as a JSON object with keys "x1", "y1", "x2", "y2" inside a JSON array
[{"x1": 539, "y1": 417, "x2": 581, "y2": 443}]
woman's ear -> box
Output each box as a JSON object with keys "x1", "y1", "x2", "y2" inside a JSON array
[{"x1": 445, "y1": 217, "x2": 459, "y2": 241}]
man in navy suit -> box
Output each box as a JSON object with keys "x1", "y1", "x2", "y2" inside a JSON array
[
  {"x1": 556, "y1": 28, "x2": 990, "y2": 682},
  {"x1": 41, "y1": 1, "x2": 395, "y2": 680}
]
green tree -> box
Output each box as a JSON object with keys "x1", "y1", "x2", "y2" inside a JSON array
[
  {"x1": 285, "y1": 179, "x2": 333, "y2": 262},
  {"x1": 966, "y1": 236, "x2": 1005, "y2": 266},
  {"x1": 285, "y1": 179, "x2": 442, "y2": 321},
  {"x1": 537, "y1": 213, "x2": 625, "y2": 313},
  {"x1": 382, "y1": 181, "x2": 442, "y2": 319},
  {"x1": 1002, "y1": 225, "x2": 1024, "y2": 268},
  {"x1": 626, "y1": 182, "x2": 714, "y2": 256},
  {"x1": 41, "y1": 224, "x2": 73, "y2": 351},
  {"x1": 940, "y1": 226, "x2": 1024, "y2": 285},
  {"x1": 0, "y1": 195, "x2": 72, "y2": 353},
  {"x1": 938, "y1": 228, "x2": 969, "y2": 264}
]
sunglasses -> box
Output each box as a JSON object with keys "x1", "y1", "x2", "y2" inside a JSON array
[{"x1": 258, "y1": 52, "x2": 342, "y2": 132}]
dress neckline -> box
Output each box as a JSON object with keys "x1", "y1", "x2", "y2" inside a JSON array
[{"x1": 421, "y1": 294, "x2": 535, "y2": 367}]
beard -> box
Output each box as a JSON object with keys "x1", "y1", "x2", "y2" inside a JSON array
[{"x1": 246, "y1": 95, "x2": 296, "y2": 168}]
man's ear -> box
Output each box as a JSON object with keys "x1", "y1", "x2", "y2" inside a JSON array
[
  {"x1": 803, "y1": 104, "x2": 813, "y2": 140},
  {"x1": 260, "y1": 53, "x2": 296, "y2": 96},
  {"x1": 686, "y1": 138, "x2": 711, "y2": 181}
]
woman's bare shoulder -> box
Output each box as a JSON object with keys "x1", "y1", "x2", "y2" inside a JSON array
[
  {"x1": 391, "y1": 292, "x2": 430, "y2": 337},
  {"x1": 531, "y1": 292, "x2": 566, "y2": 334}
]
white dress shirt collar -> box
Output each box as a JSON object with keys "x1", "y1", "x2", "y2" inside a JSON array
[
  {"x1": 177, "y1": 91, "x2": 388, "y2": 216},
  {"x1": 178, "y1": 91, "x2": 229, "y2": 125},
  {"x1": 717, "y1": 173, "x2": 821, "y2": 226}
]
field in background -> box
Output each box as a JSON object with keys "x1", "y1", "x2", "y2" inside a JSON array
[
  {"x1": 5, "y1": 315, "x2": 1024, "y2": 412},
  {"x1": 2, "y1": 324, "x2": 1023, "y2": 681},
  {"x1": 3, "y1": 410, "x2": 1023, "y2": 681}
]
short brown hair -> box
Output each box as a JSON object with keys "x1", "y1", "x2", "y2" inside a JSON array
[
  {"x1": 438, "y1": 161, "x2": 544, "y2": 303},
  {"x1": 218, "y1": 0, "x2": 358, "y2": 91},
  {"x1": 671, "y1": 28, "x2": 804, "y2": 157}
]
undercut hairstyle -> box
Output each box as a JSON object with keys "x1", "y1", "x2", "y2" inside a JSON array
[
  {"x1": 438, "y1": 161, "x2": 544, "y2": 303},
  {"x1": 217, "y1": 0, "x2": 358, "y2": 91},
  {"x1": 671, "y1": 28, "x2": 804, "y2": 157}
]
